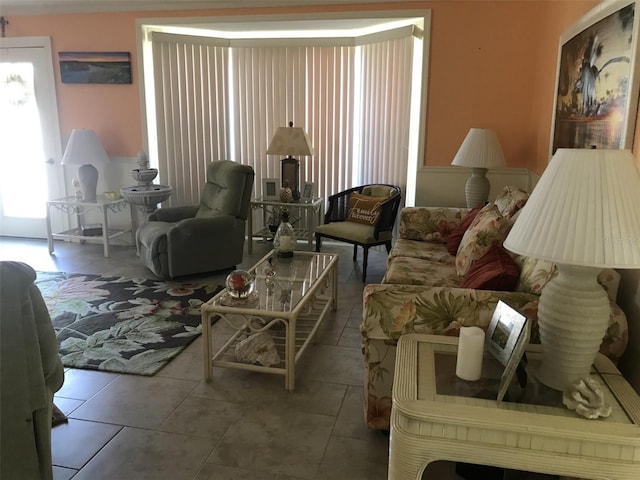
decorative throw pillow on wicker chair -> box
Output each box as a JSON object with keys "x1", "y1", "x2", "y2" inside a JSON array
[
  {"x1": 455, "y1": 203, "x2": 509, "y2": 277},
  {"x1": 346, "y1": 193, "x2": 388, "y2": 226}
]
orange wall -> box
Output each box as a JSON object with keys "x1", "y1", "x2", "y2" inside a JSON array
[{"x1": 6, "y1": 1, "x2": 600, "y2": 174}]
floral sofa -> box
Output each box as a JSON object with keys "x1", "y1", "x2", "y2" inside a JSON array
[{"x1": 360, "y1": 187, "x2": 629, "y2": 430}]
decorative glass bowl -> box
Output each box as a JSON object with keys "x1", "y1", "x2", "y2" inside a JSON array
[{"x1": 225, "y1": 270, "x2": 255, "y2": 299}]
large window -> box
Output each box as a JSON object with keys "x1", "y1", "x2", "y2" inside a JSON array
[{"x1": 142, "y1": 14, "x2": 428, "y2": 207}]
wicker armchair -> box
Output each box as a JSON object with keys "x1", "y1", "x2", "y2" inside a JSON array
[{"x1": 314, "y1": 184, "x2": 401, "y2": 281}]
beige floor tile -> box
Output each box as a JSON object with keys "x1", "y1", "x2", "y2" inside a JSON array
[
  {"x1": 158, "y1": 396, "x2": 243, "y2": 439},
  {"x1": 51, "y1": 419, "x2": 121, "y2": 469},
  {"x1": 194, "y1": 463, "x2": 299, "y2": 479},
  {"x1": 315, "y1": 435, "x2": 389, "y2": 480},
  {"x1": 191, "y1": 369, "x2": 347, "y2": 417},
  {"x1": 53, "y1": 465, "x2": 77, "y2": 480},
  {"x1": 71, "y1": 427, "x2": 217, "y2": 480},
  {"x1": 70, "y1": 375, "x2": 198, "y2": 428},
  {"x1": 332, "y1": 385, "x2": 386, "y2": 442},
  {"x1": 55, "y1": 368, "x2": 119, "y2": 401},
  {"x1": 207, "y1": 406, "x2": 334, "y2": 479},
  {"x1": 297, "y1": 343, "x2": 363, "y2": 386}
]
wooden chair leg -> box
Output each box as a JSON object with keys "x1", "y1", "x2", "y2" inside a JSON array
[
  {"x1": 385, "y1": 241, "x2": 392, "y2": 253},
  {"x1": 315, "y1": 233, "x2": 322, "y2": 252},
  {"x1": 353, "y1": 244, "x2": 358, "y2": 261},
  {"x1": 362, "y1": 246, "x2": 369, "y2": 282}
]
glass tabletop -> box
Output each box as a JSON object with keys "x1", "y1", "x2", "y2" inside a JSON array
[{"x1": 212, "y1": 250, "x2": 336, "y2": 314}]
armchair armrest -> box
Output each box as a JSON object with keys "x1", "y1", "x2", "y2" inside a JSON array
[
  {"x1": 167, "y1": 215, "x2": 238, "y2": 245},
  {"x1": 148, "y1": 205, "x2": 198, "y2": 223},
  {"x1": 398, "y1": 206, "x2": 469, "y2": 242}
]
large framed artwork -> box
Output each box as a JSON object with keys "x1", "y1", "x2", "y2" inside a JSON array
[{"x1": 550, "y1": 0, "x2": 640, "y2": 155}]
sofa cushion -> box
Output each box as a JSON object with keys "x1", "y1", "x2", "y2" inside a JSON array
[
  {"x1": 493, "y1": 186, "x2": 529, "y2": 219},
  {"x1": 383, "y1": 256, "x2": 461, "y2": 287},
  {"x1": 388, "y1": 238, "x2": 455, "y2": 265},
  {"x1": 446, "y1": 205, "x2": 483, "y2": 255},
  {"x1": 346, "y1": 193, "x2": 388, "y2": 225},
  {"x1": 456, "y1": 203, "x2": 509, "y2": 277},
  {"x1": 462, "y1": 244, "x2": 519, "y2": 291}
]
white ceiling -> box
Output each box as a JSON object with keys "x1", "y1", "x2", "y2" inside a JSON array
[{"x1": 0, "y1": 0, "x2": 392, "y2": 16}]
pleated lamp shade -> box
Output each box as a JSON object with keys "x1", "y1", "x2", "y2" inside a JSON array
[
  {"x1": 451, "y1": 128, "x2": 506, "y2": 208},
  {"x1": 504, "y1": 148, "x2": 640, "y2": 268},
  {"x1": 503, "y1": 148, "x2": 640, "y2": 391},
  {"x1": 451, "y1": 128, "x2": 506, "y2": 169}
]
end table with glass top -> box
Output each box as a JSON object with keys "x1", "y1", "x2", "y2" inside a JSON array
[
  {"x1": 201, "y1": 249, "x2": 338, "y2": 391},
  {"x1": 45, "y1": 195, "x2": 133, "y2": 258},
  {"x1": 389, "y1": 333, "x2": 640, "y2": 480},
  {"x1": 247, "y1": 196, "x2": 324, "y2": 253}
]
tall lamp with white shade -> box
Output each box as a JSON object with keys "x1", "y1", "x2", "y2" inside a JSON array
[
  {"x1": 503, "y1": 148, "x2": 640, "y2": 391},
  {"x1": 266, "y1": 122, "x2": 315, "y2": 201},
  {"x1": 451, "y1": 128, "x2": 506, "y2": 208},
  {"x1": 61, "y1": 129, "x2": 110, "y2": 202}
]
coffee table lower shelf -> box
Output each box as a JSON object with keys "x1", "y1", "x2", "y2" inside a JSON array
[{"x1": 210, "y1": 298, "x2": 331, "y2": 377}]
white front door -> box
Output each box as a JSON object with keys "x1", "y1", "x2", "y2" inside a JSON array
[{"x1": 0, "y1": 36, "x2": 64, "y2": 238}]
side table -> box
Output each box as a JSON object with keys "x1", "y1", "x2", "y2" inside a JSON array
[
  {"x1": 247, "y1": 197, "x2": 324, "y2": 253},
  {"x1": 45, "y1": 195, "x2": 133, "y2": 258},
  {"x1": 389, "y1": 334, "x2": 640, "y2": 480}
]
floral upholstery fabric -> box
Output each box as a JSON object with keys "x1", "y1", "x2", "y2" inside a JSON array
[
  {"x1": 398, "y1": 207, "x2": 467, "y2": 243},
  {"x1": 383, "y1": 256, "x2": 461, "y2": 287},
  {"x1": 493, "y1": 185, "x2": 529, "y2": 219},
  {"x1": 362, "y1": 202, "x2": 629, "y2": 431},
  {"x1": 455, "y1": 203, "x2": 509, "y2": 277},
  {"x1": 387, "y1": 238, "x2": 455, "y2": 265},
  {"x1": 361, "y1": 283, "x2": 628, "y2": 430}
]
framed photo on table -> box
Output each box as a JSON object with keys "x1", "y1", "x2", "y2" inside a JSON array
[
  {"x1": 262, "y1": 178, "x2": 280, "y2": 201},
  {"x1": 550, "y1": 0, "x2": 640, "y2": 154},
  {"x1": 485, "y1": 301, "x2": 530, "y2": 403},
  {"x1": 301, "y1": 182, "x2": 314, "y2": 201}
]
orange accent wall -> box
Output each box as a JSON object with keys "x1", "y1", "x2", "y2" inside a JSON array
[{"x1": 7, "y1": 1, "x2": 601, "y2": 173}]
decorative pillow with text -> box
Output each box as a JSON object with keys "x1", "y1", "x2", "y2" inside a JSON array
[{"x1": 347, "y1": 193, "x2": 388, "y2": 226}]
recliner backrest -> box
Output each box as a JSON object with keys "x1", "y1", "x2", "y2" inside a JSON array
[{"x1": 196, "y1": 160, "x2": 255, "y2": 219}]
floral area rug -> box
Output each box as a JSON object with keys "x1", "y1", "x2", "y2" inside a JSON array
[{"x1": 36, "y1": 272, "x2": 222, "y2": 376}]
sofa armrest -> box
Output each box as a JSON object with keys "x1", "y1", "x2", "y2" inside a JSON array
[{"x1": 398, "y1": 206, "x2": 469, "y2": 243}]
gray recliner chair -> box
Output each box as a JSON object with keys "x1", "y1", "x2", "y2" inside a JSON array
[{"x1": 137, "y1": 160, "x2": 255, "y2": 278}]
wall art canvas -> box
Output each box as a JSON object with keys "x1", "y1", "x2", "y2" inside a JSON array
[
  {"x1": 59, "y1": 51, "x2": 132, "y2": 84},
  {"x1": 551, "y1": 0, "x2": 640, "y2": 154}
]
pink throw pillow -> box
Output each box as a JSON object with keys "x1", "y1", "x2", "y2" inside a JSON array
[{"x1": 462, "y1": 244, "x2": 519, "y2": 291}]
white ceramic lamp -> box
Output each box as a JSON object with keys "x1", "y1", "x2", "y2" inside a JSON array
[
  {"x1": 266, "y1": 122, "x2": 314, "y2": 201},
  {"x1": 61, "y1": 129, "x2": 110, "y2": 202},
  {"x1": 503, "y1": 149, "x2": 640, "y2": 391},
  {"x1": 451, "y1": 128, "x2": 506, "y2": 208}
]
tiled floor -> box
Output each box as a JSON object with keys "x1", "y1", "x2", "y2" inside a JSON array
[{"x1": 1, "y1": 236, "x2": 557, "y2": 480}]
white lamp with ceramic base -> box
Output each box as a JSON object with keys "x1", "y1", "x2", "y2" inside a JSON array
[
  {"x1": 451, "y1": 128, "x2": 506, "y2": 208},
  {"x1": 504, "y1": 148, "x2": 640, "y2": 391},
  {"x1": 61, "y1": 129, "x2": 110, "y2": 202}
]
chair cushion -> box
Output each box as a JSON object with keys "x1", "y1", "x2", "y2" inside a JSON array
[
  {"x1": 346, "y1": 193, "x2": 388, "y2": 226},
  {"x1": 461, "y1": 244, "x2": 519, "y2": 291},
  {"x1": 388, "y1": 238, "x2": 455, "y2": 265},
  {"x1": 315, "y1": 221, "x2": 392, "y2": 244},
  {"x1": 513, "y1": 255, "x2": 557, "y2": 295},
  {"x1": 384, "y1": 256, "x2": 461, "y2": 287},
  {"x1": 361, "y1": 185, "x2": 395, "y2": 197},
  {"x1": 446, "y1": 205, "x2": 483, "y2": 255},
  {"x1": 455, "y1": 203, "x2": 509, "y2": 277}
]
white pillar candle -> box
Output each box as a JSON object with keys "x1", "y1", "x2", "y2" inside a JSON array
[{"x1": 456, "y1": 326, "x2": 485, "y2": 381}]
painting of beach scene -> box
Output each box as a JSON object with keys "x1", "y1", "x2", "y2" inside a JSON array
[{"x1": 59, "y1": 51, "x2": 132, "y2": 84}]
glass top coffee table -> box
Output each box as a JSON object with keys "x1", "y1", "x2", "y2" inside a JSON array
[{"x1": 201, "y1": 250, "x2": 338, "y2": 390}]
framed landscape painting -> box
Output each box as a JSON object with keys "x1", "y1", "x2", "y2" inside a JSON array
[
  {"x1": 59, "y1": 51, "x2": 132, "y2": 84},
  {"x1": 550, "y1": 0, "x2": 640, "y2": 155}
]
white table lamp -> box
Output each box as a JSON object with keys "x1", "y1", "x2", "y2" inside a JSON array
[
  {"x1": 451, "y1": 128, "x2": 506, "y2": 208},
  {"x1": 266, "y1": 121, "x2": 314, "y2": 201},
  {"x1": 61, "y1": 129, "x2": 110, "y2": 202},
  {"x1": 503, "y1": 148, "x2": 640, "y2": 391}
]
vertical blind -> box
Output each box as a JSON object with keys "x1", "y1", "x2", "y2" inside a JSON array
[{"x1": 150, "y1": 31, "x2": 416, "y2": 208}]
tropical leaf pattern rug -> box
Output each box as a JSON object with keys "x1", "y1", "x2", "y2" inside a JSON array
[{"x1": 36, "y1": 272, "x2": 222, "y2": 375}]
